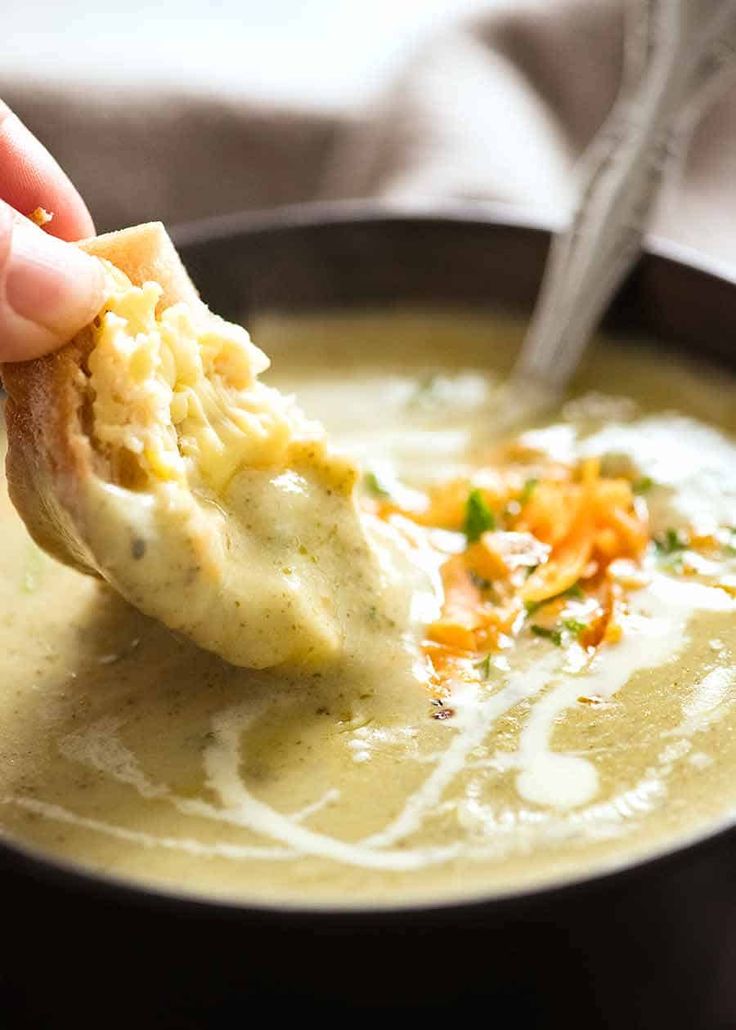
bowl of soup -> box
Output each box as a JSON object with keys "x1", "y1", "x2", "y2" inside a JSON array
[{"x1": 2, "y1": 202, "x2": 735, "y2": 1026}]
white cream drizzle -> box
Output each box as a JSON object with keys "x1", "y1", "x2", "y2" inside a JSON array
[
  {"x1": 5, "y1": 572, "x2": 734, "y2": 875},
  {"x1": 515, "y1": 576, "x2": 735, "y2": 809},
  {"x1": 28, "y1": 703, "x2": 463, "y2": 871},
  {"x1": 1, "y1": 795, "x2": 292, "y2": 862},
  {"x1": 198, "y1": 702, "x2": 462, "y2": 870},
  {"x1": 361, "y1": 652, "x2": 562, "y2": 848}
]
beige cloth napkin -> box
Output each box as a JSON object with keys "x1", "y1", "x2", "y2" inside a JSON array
[{"x1": 3, "y1": 0, "x2": 736, "y2": 265}]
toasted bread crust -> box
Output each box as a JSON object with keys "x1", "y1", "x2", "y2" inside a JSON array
[{"x1": 2, "y1": 222, "x2": 201, "y2": 575}]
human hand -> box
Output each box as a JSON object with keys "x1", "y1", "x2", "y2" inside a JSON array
[{"x1": 0, "y1": 100, "x2": 105, "y2": 362}]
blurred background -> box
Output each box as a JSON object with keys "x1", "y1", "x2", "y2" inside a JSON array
[
  {"x1": 5, "y1": 0, "x2": 491, "y2": 107},
  {"x1": 4, "y1": 0, "x2": 736, "y2": 261}
]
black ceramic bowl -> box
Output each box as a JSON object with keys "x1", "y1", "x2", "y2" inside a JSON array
[{"x1": 3, "y1": 203, "x2": 736, "y2": 1029}]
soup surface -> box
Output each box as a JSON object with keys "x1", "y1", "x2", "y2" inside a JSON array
[{"x1": 1, "y1": 309, "x2": 736, "y2": 906}]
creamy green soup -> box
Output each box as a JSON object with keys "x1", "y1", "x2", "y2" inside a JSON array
[{"x1": 1, "y1": 309, "x2": 735, "y2": 907}]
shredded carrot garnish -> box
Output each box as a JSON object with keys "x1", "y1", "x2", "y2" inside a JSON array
[{"x1": 368, "y1": 444, "x2": 655, "y2": 692}]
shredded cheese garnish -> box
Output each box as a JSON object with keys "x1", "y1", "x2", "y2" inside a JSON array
[
  {"x1": 365, "y1": 443, "x2": 655, "y2": 693},
  {"x1": 85, "y1": 264, "x2": 349, "y2": 497}
]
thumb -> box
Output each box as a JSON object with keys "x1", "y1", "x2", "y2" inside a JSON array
[{"x1": 0, "y1": 201, "x2": 105, "y2": 362}]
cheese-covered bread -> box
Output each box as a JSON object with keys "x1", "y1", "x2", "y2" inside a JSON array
[{"x1": 2, "y1": 223, "x2": 380, "y2": 668}]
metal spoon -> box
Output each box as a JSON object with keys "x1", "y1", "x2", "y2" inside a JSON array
[{"x1": 495, "y1": 0, "x2": 736, "y2": 432}]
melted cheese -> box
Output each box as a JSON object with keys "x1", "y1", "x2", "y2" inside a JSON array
[{"x1": 88, "y1": 267, "x2": 330, "y2": 493}]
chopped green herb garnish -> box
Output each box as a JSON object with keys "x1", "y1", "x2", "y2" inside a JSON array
[
  {"x1": 531, "y1": 615, "x2": 587, "y2": 646},
  {"x1": 653, "y1": 528, "x2": 689, "y2": 573},
  {"x1": 566, "y1": 582, "x2": 584, "y2": 599},
  {"x1": 633, "y1": 476, "x2": 654, "y2": 494},
  {"x1": 363, "y1": 471, "x2": 391, "y2": 499},
  {"x1": 463, "y1": 489, "x2": 495, "y2": 543},
  {"x1": 562, "y1": 618, "x2": 587, "y2": 637},
  {"x1": 475, "y1": 654, "x2": 493, "y2": 678},
  {"x1": 519, "y1": 477, "x2": 539, "y2": 504},
  {"x1": 655, "y1": 528, "x2": 687, "y2": 555},
  {"x1": 524, "y1": 598, "x2": 543, "y2": 616},
  {"x1": 531, "y1": 625, "x2": 563, "y2": 646}
]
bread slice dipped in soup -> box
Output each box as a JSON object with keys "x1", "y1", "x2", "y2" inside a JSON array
[
  {"x1": 1, "y1": 227, "x2": 736, "y2": 906},
  {"x1": 2, "y1": 223, "x2": 405, "y2": 670}
]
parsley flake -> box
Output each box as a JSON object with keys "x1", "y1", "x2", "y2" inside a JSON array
[
  {"x1": 363, "y1": 471, "x2": 391, "y2": 499},
  {"x1": 633, "y1": 476, "x2": 654, "y2": 494},
  {"x1": 475, "y1": 654, "x2": 493, "y2": 678},
  {"x1": 519, "y1": 477, "x2": 539, "y2": 504},
  {"x1": 561, "y1": 618, "x2": 587, "y2": 637},
  {"x1": 463, "y1": 489, "x2": 495, "y2": 543},
  {"x1": 531, "y1": 625, "x2": 563, "y2": 646},
  {"x1": 655, "y1": 528, "x2": 688, "y2": 555}
]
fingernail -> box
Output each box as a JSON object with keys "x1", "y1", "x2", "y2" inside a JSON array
[{"x1": 5, "y1": 218, "x2": 105, "y2": 342}]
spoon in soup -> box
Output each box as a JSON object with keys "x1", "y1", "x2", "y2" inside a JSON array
[{"x1": 491, "y1": 0, "x2": 736, "y2": 435}]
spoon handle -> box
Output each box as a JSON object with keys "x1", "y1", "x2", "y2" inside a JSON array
[{"x1": 514, "y1": 0, "x2": 736, "y2": 395}]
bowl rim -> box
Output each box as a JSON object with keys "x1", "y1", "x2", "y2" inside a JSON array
[
  {"x1": 172, "y1": 195, "x2": 736, "y2": 288},
  {"x1": 3, "y1": 199, "x2": 736, "y2": 924}
]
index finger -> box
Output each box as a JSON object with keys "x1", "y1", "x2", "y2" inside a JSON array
[{"x1": 0, "y1": 100, "x2": 95, "y2": 242}]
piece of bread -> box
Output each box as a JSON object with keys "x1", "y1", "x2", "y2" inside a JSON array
[
  {"x1": 0, "y1": 222, "x2": 374, "y2": 669},
  {"x1": 2, "y1": 223, "x2": 201, "y2": 575}
]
